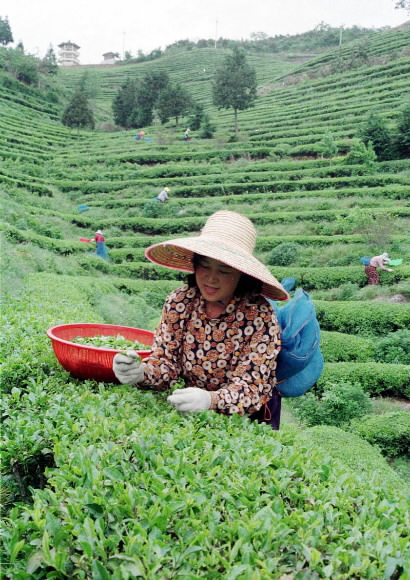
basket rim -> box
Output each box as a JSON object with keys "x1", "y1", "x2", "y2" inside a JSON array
[{"x1": 46, "y1": 323, "x2": 154, "y2": 355}]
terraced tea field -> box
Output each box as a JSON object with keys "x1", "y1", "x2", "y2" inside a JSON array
[{"x1": 1, "y1": 26, "x2": 409, "y2": 579}]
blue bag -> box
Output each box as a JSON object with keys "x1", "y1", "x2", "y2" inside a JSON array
[
  {"x1": 268, "y1": 287, "x2": 324, "y2": 397},
  {"x1": 276, "y1": 350, "x2": 324, "y2": 397},
  {"x1": 360, "y1": 257, "x2": 371, "y2": 265}
]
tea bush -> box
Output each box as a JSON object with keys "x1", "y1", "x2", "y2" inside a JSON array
[
  {"x1": 266, "y1": 242, "x2": 300, "y2": 266},
  {"x1": 291, "y1": 382, "x2": 372, "y2": 427},
  {"x1": 374, "y1": 329, "x2": 410, "y2": 365},
  {"x1": 318, "y1": 362, "x2": 410, "y2": 398},
  {"x1": 349, "y1": 412, "x2": 410, "y2": 458}
]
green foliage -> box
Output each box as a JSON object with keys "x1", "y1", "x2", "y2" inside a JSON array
[
  {"x1": 0, "y1": 16, "x2": 13, "y2": 45},
  {"x1": 320, "y1": 330, "x2": 376, "y2": 362},
  {"x1": 292, "y1": 382, "x2": 372, "y2": 427},
  {"x1": 266, "y1": 242, "x2": 299, "y2": 266},
  {"x1": 188, "y1": 102, "x2": 204, "y2": 130},
  {"x1": 318, "y1": 362, "x2": 410, "y2": 398},
  {"x1": 374, "y1": 329, "x2": 410, "y2": 365},
  {"x1": 213, "y1": 47, "x2": 257, "y2": 134},
  {"x1": 62, "y1": 90, "x2": 95, "y2": 129},
  {"x1": 395, "y1": 102, "x2": 410, "y2": 159},
  {"x1": 343, "y1": 139, "x2": 377, "y2": 173},
  {"x1": 135, "y1": 69, "x2": 170, "y2": 126},
  {"x1": 2, "y1": 389, "x2": 410, "y2": 578},
  {"x1": 199, "y1": 114, "x2": 216, "y2": 139},
  {"x1": 112, "y1": 76, "x2": 138, "y2": 128},
  {"x1": 314, "y1": 300, "x2": 410, "y2": 335},
  {"x1": 156, "y1": 82, "x2": 193, "y2": 127},
  {"x1": 350, "y1": 412, "x2": 410, "y2": 458},
  {"x1": 38, "y1": 46, "x2": 58, "y2": 76},
  {"x1": 359, "y1": 111, "x2": 393, "y2": 161},
  {"x1": 295, "y1": 425, "x2": 405, "y2": 488},
  {"x1": 320, "y1": 132, "x2": 339, "y2": 161},
  {"x1": 3, "y1": 47, "x2": 39, "y2": 85}
]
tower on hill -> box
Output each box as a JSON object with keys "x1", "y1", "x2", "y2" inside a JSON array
[{"x1": 58, "y1": 41, "x2": 80, "y2": 66}]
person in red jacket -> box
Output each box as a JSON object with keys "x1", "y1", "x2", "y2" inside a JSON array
[{"x1": 91, "y1": 230, "x2": 109, "y2": 260}]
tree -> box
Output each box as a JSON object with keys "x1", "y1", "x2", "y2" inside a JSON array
[
  {"x1": 62, "y1": 91, "x2": 95, "y2": 129},
  {"x1": 0, "y1": 16, "x2": 13, "y2": 45},
  {"x1": 39, "y1": 45, "x2": 58, "y2": 75},
  {"x1": 212, "y1": 47, "x2": 257, "y2": 135},
  {"x1": 188, "y1": 103, "x2": 205, "y2": 130},
  {"x1": 112, "y1": 77, "x2": 138, "y2": 127},
  {"x1": 395, "y1": 0, "x2": 410, "y2": 11},
  {"x1": 320, "y1": 132, "x2": 339, "y2": 164},
  {"x1": 395, "y1": 103, "x2": 410, "y2": 159},
  {"x1": 344, "y1": 139, "x2": 376, "y2": 173},
  {"x1": 359, "y1": 112, "x2": 393, "y2": 160},
  {"x1": 156, "y1": 83, "x2": 192, "y2": 127},
  {"x1": 199, "y1": 115, "x2": 216, "y2": 139},
  {"x1": 134, "y1": 70, "x2": 170, "y2": 126},
  {"x1": 5, "y1": 48, "x2": 39, "y2": 85}
]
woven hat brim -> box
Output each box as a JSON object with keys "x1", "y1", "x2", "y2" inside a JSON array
[{"x1": 145, "y1": 237, "x2": 289, "y2": 301}]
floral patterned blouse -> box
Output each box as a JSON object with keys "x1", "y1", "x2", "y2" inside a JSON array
[{"x1": 141, "y1": 285, "x2": 281, "y2": 416}]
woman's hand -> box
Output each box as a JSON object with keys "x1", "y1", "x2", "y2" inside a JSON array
[
  {"x1": 113, "y1": 350, "x2": 144, "y2": 384},
  {"x1": 167, "y1": 387, "x2": 211, "y2": 412}
]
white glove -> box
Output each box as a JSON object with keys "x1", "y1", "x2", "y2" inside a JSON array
[
  {"x1": 167, "y1": 387, "x2": 212, "y2": 413},
  {"x1": 112, "y1": 350, "x2": 144, "y2": 385}
]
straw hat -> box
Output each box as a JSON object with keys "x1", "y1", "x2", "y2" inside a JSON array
[
  {"x1": 145, "y1": 210, "x2": 289, "y2": 301},
  {"x1": 164, "y1": 187, "x2": 170, "y2": 192}
]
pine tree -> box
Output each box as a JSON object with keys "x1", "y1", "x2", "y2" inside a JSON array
[
  {"x1": 212, "y1": 47, "x2": 257, "y2": 135},
  {"x1": 39, "y1": 46, "x2": 58, "y2": 75},
  {"x1": 395, "y1": 103, "x2": 410, "y2": 159},
  {"x1": 360, "y1": 112, "x2": 393, "y2": 161},
  {"x1": 0, "y1": 16, "x2": 13, "y2": 46},
  {"x1": 62, "y1": 91, "x2": 95, "y2": 129},
  {"x1": 156, "y1": 83, "x2": 192, "y2": 127},
  {"x1": 112, "y1": 77, "x2": 138, "y2": 128}
]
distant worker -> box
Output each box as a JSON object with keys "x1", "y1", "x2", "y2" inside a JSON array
[
  {"x1": 91, "y1": 230, "x2": 110, "y2": 260},
  {"x1": 364, "y1": 252, "x2": 392, "y2": 285},
  {"x1": 183, "y1": 128, "x2": 191, "y2": 141},
  {"x1": 134, "y1": 131, "x2": 145, "y2": 141},
  {"x1": 157, "y1": 187, "x2": 170, "y2": 203}
]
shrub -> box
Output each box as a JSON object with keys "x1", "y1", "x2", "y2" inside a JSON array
[
  {"x1": 317, "y1": 362, "x2": 410, "y2": 398},
  {"x1": 291, "y1": 382, "x2": 372, "y2": 427},
  {"x1": 266, "y1": 242, "x2": 299, "y2": 266},
  {"x1": 320, "y1": 331, "x2": 375, "y2": 362},
  {"x1": 374, "y1": 329, "x2": 410, "y2": 365},
  {"x1": 349, "y1": 412, "x2": 410, "y2": 458},
  {"x1": 295, "y1": 425, "x2": 404, "y2": 488}
]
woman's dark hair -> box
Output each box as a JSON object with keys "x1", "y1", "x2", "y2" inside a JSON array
[{"x1": 187, "y1": 253, "x2": 262, "y2": 297}]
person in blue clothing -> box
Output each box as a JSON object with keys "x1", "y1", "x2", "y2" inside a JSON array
[{"x1": 91, "y1": 230, "x2": 109, "y2": 260}]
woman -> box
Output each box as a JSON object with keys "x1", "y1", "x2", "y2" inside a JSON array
[
  {"x1": 157, "y1": 187, "x2": 170, "y2": 203},
  {"x1": 365, "y1": 252, "x2": 392, "y2": 285},
  {"x1": 91, "y1": 230, "x2": 109, "y2": 260},
  {"x1": 113, "y1": 211, "x2": 289, "y2": 428}
]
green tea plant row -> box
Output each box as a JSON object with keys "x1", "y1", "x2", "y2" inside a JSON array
[
  {"x1": 71, "y1": 206, "x2": 410, "y2": 234},
  {"x1": 2, "y1": 276, "x2": 409, "y2": 579},
  {"x1": 7, "y1": 225, "x2": 408, "y2": 264}
]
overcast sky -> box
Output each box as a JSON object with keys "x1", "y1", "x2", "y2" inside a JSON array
[{"x1": 2, "y1": 0, "x2": 408, "y2": 65}]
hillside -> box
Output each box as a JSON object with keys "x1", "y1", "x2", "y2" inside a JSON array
[{"x1": 1, "y1": 24, "x2": 410, "y2": 579}]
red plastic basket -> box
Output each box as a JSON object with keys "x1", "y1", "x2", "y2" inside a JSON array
[{"x1": 47, "y1": 323, "x2": 154, "y2": 382}]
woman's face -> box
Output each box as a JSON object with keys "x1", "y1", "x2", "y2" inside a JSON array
[{"x1": 195, "y1": 256, "x2": 241, "y2": 304}]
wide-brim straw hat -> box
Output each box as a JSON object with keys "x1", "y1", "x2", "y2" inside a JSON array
[{"x1": 145, "y1": 210, "x2": 289, "y2": 301}]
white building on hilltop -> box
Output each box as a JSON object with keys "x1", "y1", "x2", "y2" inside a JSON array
[
  {"x1": 102, "y1": 52, "x2": 119, "y2": 65},
  {"x1": 58, "y1": 41, "x2": 80, "y2": 66}
]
